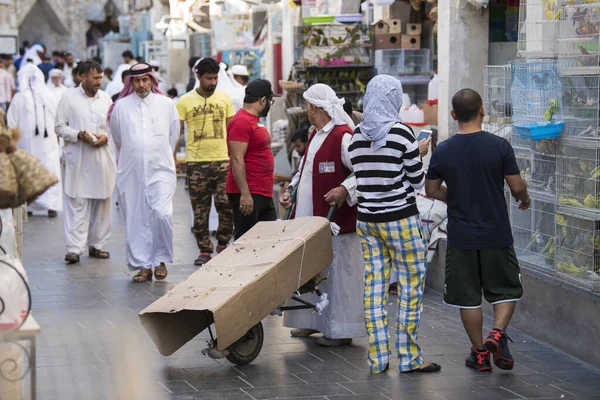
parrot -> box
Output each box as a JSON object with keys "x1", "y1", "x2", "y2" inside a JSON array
[
  {"x1": 544, "y1": 98, "x2": 560, "y2": 121},
  {"x1": 584, "y1": 194, "x2": 596, "y2": 208},
  {"x1": 541, "y1": 237, "x2": 555, "y2": 265},
  {"x1": 589, "y1": 165, "x2": 600, "y2": 180}
]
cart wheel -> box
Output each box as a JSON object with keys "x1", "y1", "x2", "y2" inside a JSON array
[{"x1": 226, "y1": 322, "x2": 264, "y2": 366}]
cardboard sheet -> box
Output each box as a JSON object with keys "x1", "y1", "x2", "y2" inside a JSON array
[{"x1": 139, "y1": 217, "x2": 333, "y2": 355}]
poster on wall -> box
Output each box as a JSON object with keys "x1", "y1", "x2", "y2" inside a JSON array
[
  {"x1": 213, "y1": 19, "x2": 254, "y2": 51},
  {"x1": 221, "y1": 48, "x2": 262, "y2": 81}
]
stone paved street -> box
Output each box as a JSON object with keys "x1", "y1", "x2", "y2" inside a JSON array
[{"x1": 20, "y1": 182, "x2": 600, "y2": 400}]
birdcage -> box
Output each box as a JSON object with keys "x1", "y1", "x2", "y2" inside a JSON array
[
  {"x1": 511, "y1": 198, "x2": 556, "y2": 271},
  {"x1": 555, "y1": 209, "x2": 600, "y2": 291},
  {"x1": 517, "y1": 0, "x2": 561, "y2": 58},
  {"x1": 375, "y1": 49, "x2": 431, "y2": 76},
  {"x1": 556, "y1": 142, "x2": 600, "y2": 218},
  {"x1": 558, "y1": 3, "x2": 600, "y2": 72},
  {"x1": 511, "y1": 59, "x2": 564, "y2": 140},
  {"x1": 561, "y1": 74, "x2": 600, "y2": 144},
  {"x1": 512, "y1": 133, "x2": 558, "y2": 202},
  {"x1": 483, "y1": 64, "x2": 512, "y2": 124},
  {"x1": 295, "y1": 24, "x2": 373, "y2": 67}
]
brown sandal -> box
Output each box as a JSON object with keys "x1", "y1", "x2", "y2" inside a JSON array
[
  {"x1": 132, "y1": 268, "x2": 153, "y2": 283},
  {"x1": 154, "y1": 263, "x2": 168, "y2": 280},
  {"x1": 89, "y1": 247, "x2": 110, "y2": 259}
]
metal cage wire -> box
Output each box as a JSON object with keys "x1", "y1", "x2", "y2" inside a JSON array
[
  {"x1": 561, "y1": 74, "x2": 600, "y2": 143},
  {"x1": 518, "y1": 0, "x2": 561, "y2": 58},
  {"x1": 510, "y1": 59, "x2": 563, "y2": 125},
  {"x1": 484, "y1": 64, "x2": 512, "y2": 123},
  {"x1": 558, "y1": 3, "x2": 600, "y2": 71},
  {"x1": 511, "y1": 198, "x2": 556, "y2": 271}
]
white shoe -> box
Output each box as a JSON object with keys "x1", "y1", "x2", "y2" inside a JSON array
[
  {"x1": 316, "y1": 337, "x2": 352, "y2": 347},
  {"x1": 290, "y1": 329, "x2": 319, "y2": 338}
]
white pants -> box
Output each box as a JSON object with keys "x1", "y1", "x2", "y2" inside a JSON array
[{"x1": 64, "y1": 195, "x2": 112, "y2": 255}]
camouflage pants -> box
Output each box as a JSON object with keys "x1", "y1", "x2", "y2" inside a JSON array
[{"x1": 187, "y1": 161, "x2": 233, "y2": 253}]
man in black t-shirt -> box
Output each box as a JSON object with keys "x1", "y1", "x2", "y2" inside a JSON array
[{"x1": 425, "y1": 89, "x2": 530, "y2": 373}]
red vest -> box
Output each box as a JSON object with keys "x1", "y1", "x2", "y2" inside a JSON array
[{"x1": 292, "y1": 124, "x2": 358, "y2": 234}]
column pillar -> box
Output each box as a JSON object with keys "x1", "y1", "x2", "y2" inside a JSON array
[{"x1": 437, "y1": 0, "x2": 489, "y2": 142}]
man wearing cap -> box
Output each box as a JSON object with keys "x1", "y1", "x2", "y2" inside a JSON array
[
  {"x1": 176, "y1": 57, "x2": 235, "y2": 266},
  {"x1": 229, "y1": 65, "x2": 249, "y2": 112},
  {"x1": 108, "y1": 63, "x2": 179, "y2": 282},
  {"x1": 226, "y1": 79, "x2": 280, "y2": 238}
]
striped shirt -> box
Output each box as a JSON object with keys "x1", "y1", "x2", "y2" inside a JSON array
[{"x1": 348, "y1": 122, "x2": 425, "y2": 222}]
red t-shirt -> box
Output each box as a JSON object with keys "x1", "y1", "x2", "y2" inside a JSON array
[{"x1": 225, "y1": 109, "x2": 275, "y2": 198}]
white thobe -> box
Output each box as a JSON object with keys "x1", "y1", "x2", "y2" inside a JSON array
[
  {"x1": 48, "y1": 84, "x2": 67, "y2": 159},
  {"x1": 105, "y1": 64, "x2": 130, "y2": 98},
  {"x1": 283, "y1": 121, "x2": 366, "y2": 339},
  {"x1": 7, "y1": 91, "x2": 62, "y2": 212},
  {"x1": 55, "y1": 87, "x2": 116, "y2": 254},
  {"x1": 63, "y1": 63, "x2": 77, "y2": 88},
  {"x1": 109, "y1": 92, "x2": 179, "y2": 269}
]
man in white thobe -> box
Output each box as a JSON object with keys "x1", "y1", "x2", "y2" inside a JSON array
[
  {"x1": 280, "y1": 84, "x2": 367, "y2": 347},
  {"x1": 55, "y1": 60, "x2": 116, "y2": 264},
  {"x1": 7, "y1": 62, "x2": 62, "y2": 217},
  {"x1": 47, "y1": 69, "x2": 67, "y2": 164},
  {"x1": 108, "y1": 63, "x2": 179, "y2": 282}
]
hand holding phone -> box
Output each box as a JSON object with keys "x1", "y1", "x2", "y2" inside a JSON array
[{"x1": 417, "y1": 129, "x2": 433, "y2": 142}]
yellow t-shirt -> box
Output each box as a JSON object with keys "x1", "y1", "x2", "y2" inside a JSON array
[{"x1": 176, "y1": 89, "x2": 235, "y2": 162}]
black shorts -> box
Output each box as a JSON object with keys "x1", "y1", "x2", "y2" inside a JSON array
[{"x1": 444, "y1": 245, "x2": 523, "y2": 308}]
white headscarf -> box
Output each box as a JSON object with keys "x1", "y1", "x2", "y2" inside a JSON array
[
  {"x1": 22, "y1": 44, "x2": 44, "y2": 66},
  {"x1": 46, "y1": 69, "x2": 63, "y2": 87},
  {"x1": 303, "y1": 84, "x2": 355, "y2": 130},
  {"x1": 16, "y1": 63, "x2": 53, "y2": 135},
  {"x1": 361, "y1": 75, "x2": 404, "y2": 150}
]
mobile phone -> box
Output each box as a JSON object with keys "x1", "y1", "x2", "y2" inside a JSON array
[{"x1": 417, "y1": 129, "x2": 433, "y2": 142}]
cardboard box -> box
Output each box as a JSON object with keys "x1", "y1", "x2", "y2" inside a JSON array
[
  {"x1": 401, "y1": 35, "x2": 421, "y2": 49},
  {"x1": 375, "y1": 33, "x2": 402, "y2": 50},
  {"x1": 422, "y1": 103, "x2": 438, "y2": 126},
  {"x1": 139, "y1": 217, "x2": 333, "y2": 355},
  {"x1": 406, "y1": 23, "x2": 422, "y2": 36}
]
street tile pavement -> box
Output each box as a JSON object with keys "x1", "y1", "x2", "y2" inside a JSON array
[{"x1": 17, "y1": 182, "x2": 600, "y2": 399}]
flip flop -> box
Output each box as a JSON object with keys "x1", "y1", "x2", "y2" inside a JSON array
[
  {"x1": 402, "y1": 362, "x2": 442, "y2": 373},
  {"x1": 89, "y1": 247, "x2": 110, "y2": 259},
  {"x1": 154, "y1": 263, "x2": 168, "y2": 280},
  {"x1": 65, "y1": 253, "x2": 80, "y2": 264},
  {"x1": 133, "y1": 268, "x2": 153, "y2": 283}
]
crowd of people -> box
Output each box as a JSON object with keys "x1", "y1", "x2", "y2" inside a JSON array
[{"x1": 1, "y1": 41, "x2": 532, "y2": 375}]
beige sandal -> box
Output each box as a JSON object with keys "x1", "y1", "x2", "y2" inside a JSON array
[
  {"x1": 132, "y1": 267, "x2": 153, "y2": 283},
  {"x1": 154, "y1": 263, "x2": 168, "y2": 280}
]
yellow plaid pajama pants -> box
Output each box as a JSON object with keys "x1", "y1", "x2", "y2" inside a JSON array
[{"x1": 357, "y1": 215, "x2": 428, "y2": 373}]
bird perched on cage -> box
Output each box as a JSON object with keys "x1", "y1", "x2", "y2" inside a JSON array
[
  {"x1": 546, "y1": 176, "x2": 556, "y2": 194},
  {"x1": 526, "y1": 231, "x2": 546, "y2": 253},
  {"x1": 577, "y1": 46, "x2": 599, "y2": 67},
  {"x1": 490, "y1": 98, "x2": 512, "y2": 117},
  {"x1": 544, "y1": 98, "x2": 560, "y2": 121}
]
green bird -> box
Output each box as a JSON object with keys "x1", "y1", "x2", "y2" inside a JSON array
[{"x1": 544, "y1": 98, "x2": 559, "y2": 121}]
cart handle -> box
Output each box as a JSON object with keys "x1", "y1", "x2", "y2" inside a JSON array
[{"x1": 284, "y1": 172, "x2": 355, "y2": 222}]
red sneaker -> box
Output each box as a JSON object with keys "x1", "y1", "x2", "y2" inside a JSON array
[
  {"x1": 484, "y1": 329, "x2": 514, "y2": 370},
  {"x1": 465, "y1": 347, "x2": 492, "y2": 371}
]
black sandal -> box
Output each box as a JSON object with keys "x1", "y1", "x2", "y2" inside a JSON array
[
  {"x1": 89, "y1": 247, "x2": 110, "y2": 259},
  {"x1": 65, "y1": 253, "x2": 80, "y2": 264},
  {"x1": 403, "y1": 362, "x2": 442, "y2": 374}
]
